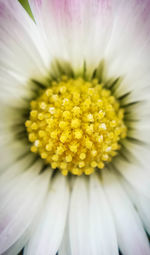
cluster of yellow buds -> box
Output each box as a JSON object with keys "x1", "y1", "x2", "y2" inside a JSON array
[{"x1": 25, "y1": 76, "x2": 127, "y2": 176}]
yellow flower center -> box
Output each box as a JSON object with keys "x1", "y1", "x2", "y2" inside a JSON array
[{"x1": 25, "y1": 76, "x2": 127, "y2": 176}]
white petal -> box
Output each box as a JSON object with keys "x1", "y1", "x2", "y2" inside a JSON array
[
  {"x1": 28, "y1": 0, "x2": 114, "y2": 74},
  {"x1": 28, "y1": 0, "x2": 150, "y2": 82},
  {"x1": 0, "y1": 106, "x2": 24, "y2": 127},
  {"x1": 105, "y1": 0, "x2": 150, "y2": 96},
  {"x1": 0, "y1": 167, "x2": 51, "y2": 254},
  {"x1": 24, "y1": 174, "x2": 69, "y2": 255},
  {"x1": 122, "y1": 140, "x2": 150, "y2": 170},
  {"x1": 127, "y1": 121, "x2": 150, "y2": 144},
  {"x1": 89, "y1": 174, "x2": 118, "y2": 255},
  {"x1": 69, "y1": 176, "x2": 90, "y2": 255},
  {"x1": 121, "y1": 179, "x2": 150, "y2": 236},
  {"x1": 0, "y1": 0, "x2": 51, "y2": 115},
  {"x1": 102, "y1": 170, "x2": 150, "y2": 255},
  {"x1": 0, "y1": 140, "x2": 30, "y2": 172},
  {"x1": 113, "y1": 157, "x2": 150, "y2": 198},
  {"x1": 0, "y1": 69, "x2": 34, "y2": 107},
  {"x1": 58, "y1": 223, "x2": 71, "y2": 255},
  {"x1": 0, "y1": 159, "x2": 43, "y2": 202},
  {"x1": 29, "y1": 0, "x2": 67, "y2": 67},
  {"x1": 2, "y1": 215, "x2": 38, "y2": 255},
  {"x1": 0, "y1": 0, "x2": 48, "y2": 78},
  {"x1": 131, "y1": 193, "x2": 150, "y2": 236},
  {"x1": 0, "y1": 153, "x2": 34, "y2": 184}
]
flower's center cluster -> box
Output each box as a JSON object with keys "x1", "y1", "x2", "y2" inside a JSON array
[{"x1": 25, "y1": 77, "x2": 127, "y2": 176}]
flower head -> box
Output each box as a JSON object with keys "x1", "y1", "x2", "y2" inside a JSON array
[
  {"x1": 0, "y1": 0, "x2": 150, "y2": 255},
  {"x1": 26, "y1": 77, "x2": 127, "y2": 175}
]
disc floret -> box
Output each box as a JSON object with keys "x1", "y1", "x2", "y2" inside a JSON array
[{"x1": 25, "y1": 77, "x2": 127, "y2": 176}]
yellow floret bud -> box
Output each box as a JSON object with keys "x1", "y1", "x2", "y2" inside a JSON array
[
  {"x1": 56, "y1": 146, "x2": 65, "y2": 155},
  {"x1": 98, "y1": 162, "x2": 105, "y2": 169},
  {"x1": 69, "y1": 143, "x2": 78, "y2": 153},
  {"x1": 61, "y1": 169, "x2": 68, "y2": 176},
  {"x1": 46, "y1": 88, "x2": 52, "y2": 96},
  {"x1": 60, "y1": 131, "x2": 70, "y2": 143},
  {"x1": 30, "y1": 100, "x2": 37, "y2": 109},
  {"x1": 41, "y1": 152, "x2": 48, "y2": 159},
  {"x1": 91, "y1": 161, "x2": 97, "y2": 168},
  {"x1": 98, "y1": 110, "x2": 105, "y2": 119},
  {"x1": 38, "y1": 130, "x2": 45, "y2": 138},
  {"x1": 79, "y1": 161, "x2": 85, "y2": 168},
  {"x1": 52, "y1": 154, "x2": 59, "y2": 161},
  {"x1": 110, "y1": 120, "x2": 117, "y2": 127},
  {"x1": 85, "y1": 167, "x2": 94, "y2": 175},
  {"x1": 31, "y1": 122, "x2": 38, "y2": 130},
  {"x1": 66, "y1": 154, "x2": 72, "y2": 162},
  {"x1": 29, "y1": 132, "x2": 37, "y2": 142},
  {"x1": 37, "y1": 113, "x2": 44, "y2": 120},
  {"x1": 46, "y1": 143, "x2": 53, "y2": 151},
  {"x1": 85, "y1": 139, "x2": 93, "y2": 149},
  {"x1": 71, "y1": 118, "x2": 80, "y2": 128},
  {"x1": 51, "y1": 131, "x2": 58, "y2": 139},
  {"x1": 39, "y1": 102, "x2": 47, "y2": 110},
  {"x1": 25, "y1": 120, "x2": 31, "y2": 127},
  {"x1": 31, "y1": 145, "x2": 37, "y2": 153},
  {"x1": 87, "y1": 113, "x2": 94, "y2": 122},
  {"x1": 63, "y1": 111, "x2": 71, "y2": 120},
  {"x1": 80, "y1": 153, "x2": 86, "y2": 160},
  {"x1": 74, "y1": 129, "x2": 82, "y2": 139},
  {"x1": 51, "y1": 162, "x2": 58, "y2": 169},
  {"x1": 30, "y1": 110, "x2": 38, "y2": 120},
  {"x1": 72, "y1": 106, "x2": 81, "y2": 116},
  {"x1": 91, "y1": 150, "x2": 97, "y2": 157},
  {"x1": 60, "y1": 162, "x2": 67, "y2": 169},
  {"x1": 59, "y1": 121, "x2": 68, "y2": 129}
]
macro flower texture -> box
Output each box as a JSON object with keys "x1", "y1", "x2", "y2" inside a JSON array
[{"x1": 0, "y1": 0, "x2": 150, "y2": 254}]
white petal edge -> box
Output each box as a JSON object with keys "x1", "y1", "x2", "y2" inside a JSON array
[
  {"x1": 0, "y1": 0, "x2": 48, "y2": 79},
  {"x1": 102, "y1": 170, "x2": 150, "y2": 255},
  {"x1": 89, "y1": 174, "x2": 118, "y2": 255},
  {"x1": 58, "y1": 221, "x2": 71, "y2": 255},
  {"x1": 113, "y1": 157, "x2": 150, "y2": 198},
  {"x1": 69, "y1": 176, "x2": 90, "y2": 255},
  {"x1": 0, "y1": 167, "x2": 51, "y2": 254},
  {"x1": 24, "y1": 174, "x2": 69, "y2": 255},
  {"x1": 121, "y1": 178, "x2": 150, "y2": 236},
  {"x1": 0, "y1": 140, "x2": 30, "y2": 173},
  {"x1": 0, "y1": 159, "x2": 43, "y2": 204},
  {"x1": 0, "y1": 153, "x2": 34, "y2": 185}
]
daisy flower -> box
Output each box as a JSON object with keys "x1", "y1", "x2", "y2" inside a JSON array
[{"x1": 0, "y1": 0, "x2": 150, "y2": 254}]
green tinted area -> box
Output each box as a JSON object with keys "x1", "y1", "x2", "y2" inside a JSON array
[{"x1": 19, "y1": 0, "x2": 33, "y2": 19}]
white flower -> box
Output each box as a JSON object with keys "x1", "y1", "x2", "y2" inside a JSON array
[{"x1": 0, "y1": 0, "x2": 150, "y2": 255}]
